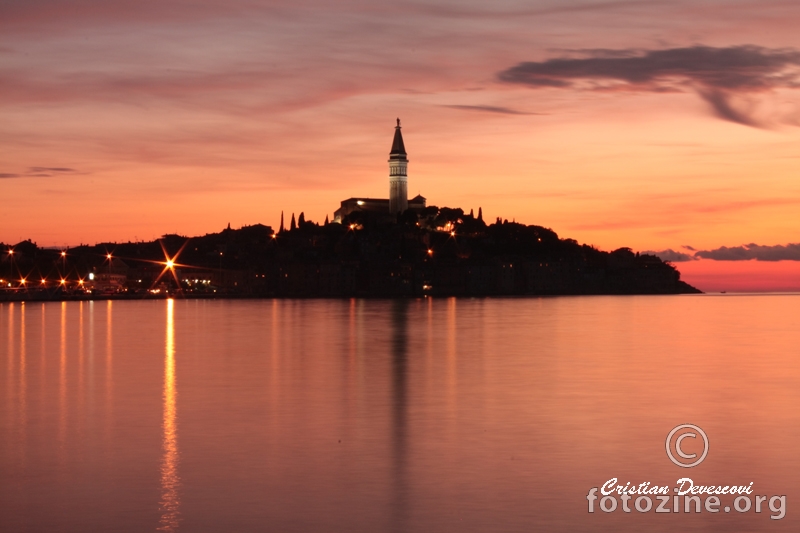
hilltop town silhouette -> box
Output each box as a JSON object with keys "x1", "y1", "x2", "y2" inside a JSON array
[
  {"x1": 0, "y1": 121, "x2": 700, "y2": 300},
  {"x1": 0, "y1": 213, "x2": 700, "y2": 300}
]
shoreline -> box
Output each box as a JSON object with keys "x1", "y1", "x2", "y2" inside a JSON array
[{"x1": 0, "y1": 290, "x2": 707, "y2": 303}]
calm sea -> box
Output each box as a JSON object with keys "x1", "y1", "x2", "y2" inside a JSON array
[{"x1": 1, "y1": 296, "x2": 799, "y2": 532}]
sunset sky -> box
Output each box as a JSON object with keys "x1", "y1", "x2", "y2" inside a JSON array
[{"x1": 1, "y1": 0, "x2": 799, "y2": 290}]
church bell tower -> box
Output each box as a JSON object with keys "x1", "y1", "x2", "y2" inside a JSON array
[{"x1": 388, "y1": 118, "x2": 408, "y2": 215}]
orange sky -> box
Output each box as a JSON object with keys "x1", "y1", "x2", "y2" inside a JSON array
[{"x1": 1, "y1": 1, "x2": 799, "y2": 291}]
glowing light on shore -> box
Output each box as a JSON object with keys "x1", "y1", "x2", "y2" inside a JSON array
[{"x1": 151, "y1": 239, "x2": 190, "y2": 290}]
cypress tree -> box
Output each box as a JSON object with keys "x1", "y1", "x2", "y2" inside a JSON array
[{"x1": 290, "y1": 213, "x2": 296, "y2": 231}]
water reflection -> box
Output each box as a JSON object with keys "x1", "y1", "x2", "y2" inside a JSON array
[
  {"x1": 105, "y1": 301, "x2": 113, "y2": 443},
  {"x1": 59, "y1": 302, "x2": 67, "y2": 459},
  {"x1": 78, "y1": 302, "x2": 84, "y2": 410},
  {"x1": 390, "y1": 300, "x2": 409, "y2": 533},
  {"x1": 5, "y1": 304, "x2": 14, "y2": 431},
  {"x1": 3, "y1": 297, "x2": 800, "y2": 533},
  {"x1": 19, "y1": 302, "x2": 26, "y2": 467},
  {"x1": 446, "y1": 298, "x2": 457, "y2": 412},
  {"x1": 106, "y1": 301, "x2": 113, "y2": 376},
  {"x1": 158, "y1": 299, "x2": 180, "y2": 531}
]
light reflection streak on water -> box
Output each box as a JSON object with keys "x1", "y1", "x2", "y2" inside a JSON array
[
  {"x1": 446, "y1": 297, "x2": 457, "y2": 413},
  {"x1": 5, "y1": 304, "x2": 14, "y2": 436},
  {"x1": 40, "y1": 304, "x2": 46, "y2": 383},
  {"x1": 158, "y1": 299, "x2": 180, "y2": 532},
  {"x1": 346, "y1": 298, "x2": 357, "y2": 413},
  {"x1": 270, "y1": 299, "x2": 280, "y2": 419},
  {"x1": 78, "y1": 302, "x2": 84, "y2": 410},
  {"x1": 19, "y1": 302, "x2": 26, "y2": 467},
  {"x1": 59, "y1": 302, "x2": 67, "y2": 460},
  {"x1": 106, "y1": 300, "x2": 113, "y2": 444}
]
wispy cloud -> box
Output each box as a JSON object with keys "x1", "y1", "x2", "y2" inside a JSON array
[
  {"x1": 0, "y1": 167, "x2": 78, "y2": 178},
  {"x1": 498, "y1": 45, "x2": 800, "y2": 127},
  {"x1": 440, "y1": 104, "x2": 540, "y2": 115},
  {"x1": 29, "y1": 167, "x2": 75, "y2": 173},
  {"x1": 646, "y1": 243, "x2": 800, "y2": 261},
  {"x1": 641, "y1": 249, "x2": 696, "y2": 262},
  {"x1": 694, "y1": 243, "x2": 800, "y2": 261}
]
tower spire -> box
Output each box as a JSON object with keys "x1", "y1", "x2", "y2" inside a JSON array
[{"x1": 388, "y1": 118, "x2": 408, "y2": 215}]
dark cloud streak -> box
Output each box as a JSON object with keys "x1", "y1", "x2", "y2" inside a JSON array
[
  {"x1": 641, "y1": 249, "x2": 696, "y2": 262},
  {"x1": 698, "y1": 88, "x2": 760, "y2": 127},
  {"x1": 29, "y1": 167, "x2": 75, "y2": 173},
  {"x1": 441, "y1": 104, "x2": 540, "y2": 115},
  {"x1": 694, "y1": 243, "x2": 800, "y2": 261},
  {"x1": 498, "y1": 45, "x2": 800, "y2": 127},
  {"x1": 643, "y1": 243, "x2": 800, "y2": 261},
  {"x1": 1, "y1": 167, "x2": 78, "y2": 179}
]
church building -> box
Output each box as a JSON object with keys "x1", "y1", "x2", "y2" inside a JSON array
[{"x1": 333, "y1": 119, "x2": 426, "y2": 223}]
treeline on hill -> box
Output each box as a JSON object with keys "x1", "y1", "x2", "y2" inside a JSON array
[{"x1": 0, "y1": 206, "x2": 700, "y2": 298}]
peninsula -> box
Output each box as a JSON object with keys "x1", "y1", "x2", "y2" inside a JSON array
[
  {"x1": 0, "y1": 120, "x2": 700, "y2": 300},
  {"x1": 0, "y1": 215, "x2": 699, "y2": 300}
]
